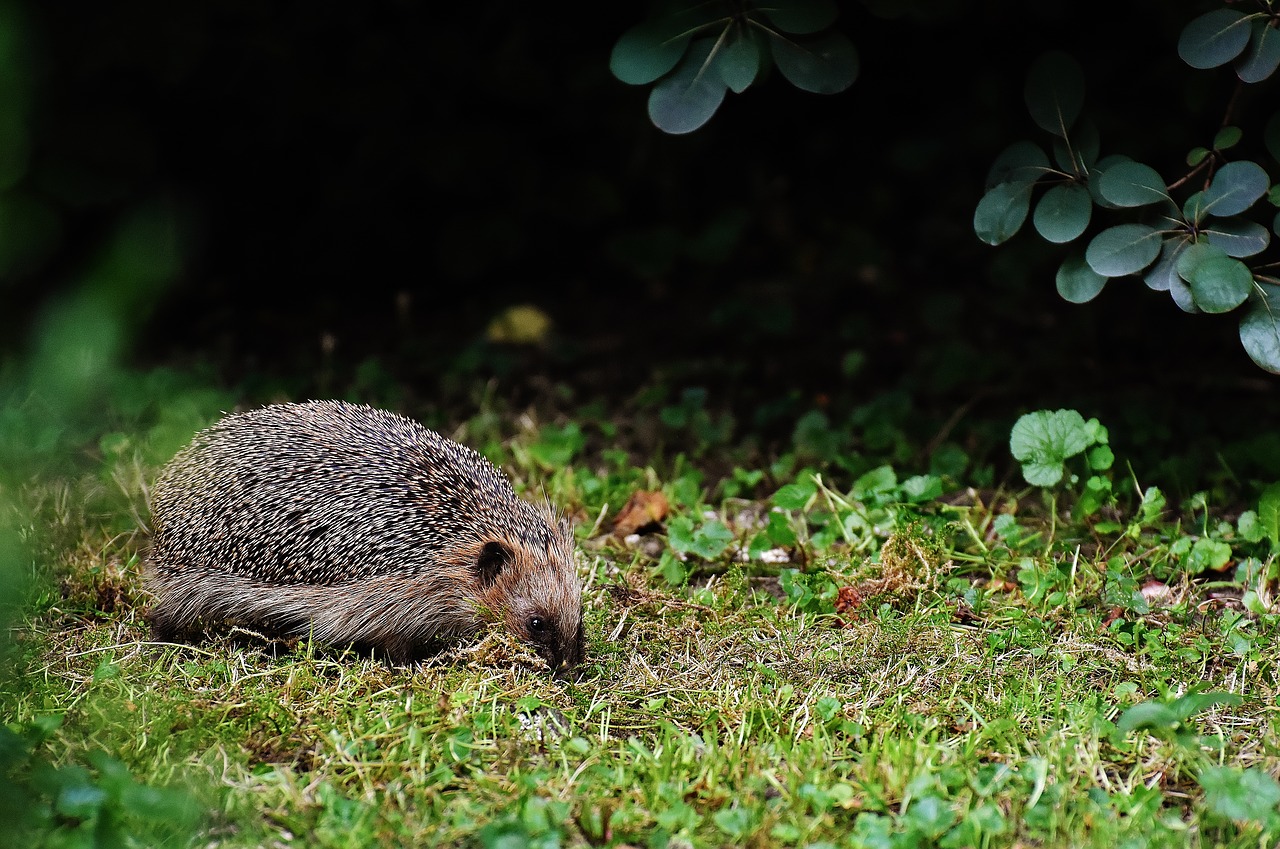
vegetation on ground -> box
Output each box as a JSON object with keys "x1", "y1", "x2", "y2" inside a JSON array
[{"x1": 2, "y1": 366, "x2": 1278, "y2": 848}]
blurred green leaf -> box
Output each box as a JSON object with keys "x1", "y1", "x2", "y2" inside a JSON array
[
  {"x1": 974, "y1": 182, "x2": 1033, "y2": 245},
  {"x1": 1213, "y1": 126, "x2": 1242, "y2": 150},
  {"x1": 1183, "y1": 537, "x2": 1232, "y2": 573},
  {"x1": 610, "y1": 18, "x2": 695, "y2": 85},
  {"x1": 1024, "y1": 51, "x2": 1084, "y2": 137},
  {"x1": 768, "y1": 29, "x2": 858, "y2": 94},
  {"x1": 648, "y1": 39, "x2": 728, "y2": 134},
  {"x1": 760, "y1": 0, "x2": 839, "y2": 35},
  {"x1": 1055, "y1": 255, "x2": 1107, "y2": 303},
  {"x1": 1199, "y1": 767, "x2": 1280, "y2": 823},
  {"x1": 1178, "y1": 9, "x2": 1251, "y2": 69},
  {"x1": 985, "y1": 141, "x2": 1049, "y2": 187},
  {"x1": 1258, "y1": 482, "x2": 1280, "y2": 549},
  {"x1": 1033, "y1": 183, "x2": 1091, "y2": 243},
  {"x1": 718, "y1": 32, "x2": 760, "y2": 93},
  {"x1": 1085, "y1": 224, "x2": 1161, "y2": 277}
]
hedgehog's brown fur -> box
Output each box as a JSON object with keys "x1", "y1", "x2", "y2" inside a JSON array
[{"x1": 147, "y1": 401, "x2": 583, "y2": 668}]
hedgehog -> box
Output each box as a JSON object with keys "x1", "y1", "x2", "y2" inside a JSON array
[{"x1": 146, "y1": 400, "x2": 583, "y2": 669}]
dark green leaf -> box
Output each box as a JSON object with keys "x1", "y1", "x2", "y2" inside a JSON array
[
  {"x1": 718, "y1": 32, "x2": 760, "y2": 93},
  {"x1": 1204, "y1": 160, "x2": 1270, "y2": 216},
  {"x1": 1087, "y1": 154, "x2": 1131, "y2": 209},
  {"x1": 1115, "y1": 701, "x2": 1180, "y2": 733},
  {"x1": 853, "y1": 464, "x2": 897, "y2": 497},
  {"x1": 1144, "y1": 239, "x2": 1186, "y2": 292},
  {"x1": 1169, "y1": 691, "x2": 1242, "y2": 720},
  {"x1": 768, "y1": 30, "x2": 858, "y2": 94},
  {"x1": 1239, "y1": 283, "x2": 1280, "y2": 373},
  {"x1": 1009, "y1": 409, "x2": 1090, "y2": 487},
  {"x1": 1169, "y1": 271, "x2": 1200, "y2": 314},
  {"x1": 986, "y1": 141, "x2": 1050, "y2": 188},
  {"x1": 1183, "y1": 190, "x2": 1208, "y2": 224},
  {"x1": 1056, "y1": 255, "x2": 1107, "y2": 303},
  {"x1": 1187, "y1": 146, "x2": 1210, "y2": 167},
  {"x1": 1034, "y1": 183, "x2": 1091, "y2": 243},
  {"x1": 1178, "y1": 9, "x2": 1251, "y2": 69},
  {"x1": 760, "y1": 0, "x2": 839, "y2": 35},
  {"x1": 610, "y1": 19, "x2": 695, "y2": 85},
  {"x1": 773, "y1": 480, "x2": 816, "y2": 510},
  {"x1": 1098, "y1": 161, "x2": 1167, "y2": 207},
  {"x1": 1200, "y1": 766, "x2": 1280, "y2": 822},
  {"x1": 1236, "y1": 19, "x2": 1280, "y2": 83},
  {"x1": 1177, "y1": 242, "x2": 1252, "y2": 313},
  {"x1": 1052, "y1": 121, "x2": 1098, "y2": 173},
  {"x1": 1214, "y1": 125, "x2": 1243, "y2": 150},
  {"x1": 1024, "y1": 51, "x2": 1084, "y2": 137},
  {"x1": 1258, "y1": 482, "x2": 1280, "y2": 548},
  {"x1": 1085, "y1": 224, "x2": 1161, "y2": 277},
  {"x1": 974, "y1": 181, "x2": 1033, "y2": 245},
  {"x1": 648, "y1": 39, "x2": 729, "y2": 135},
  {"x1": 1204, "y1": 218, "x2": 1270, "y2": 257}
]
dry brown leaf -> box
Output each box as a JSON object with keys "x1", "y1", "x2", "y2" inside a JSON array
[{"x1": 612, "y1": 490, "x2": 670, "y2": 536}]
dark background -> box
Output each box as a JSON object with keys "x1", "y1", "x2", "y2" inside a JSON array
[{"x1": 5, "y1": 0, "x2": 1277, "y2": 481}]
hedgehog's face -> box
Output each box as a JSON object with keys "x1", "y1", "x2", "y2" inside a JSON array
[{"x1": 474, "y1": 527, "x2": 583, "y2": 671}]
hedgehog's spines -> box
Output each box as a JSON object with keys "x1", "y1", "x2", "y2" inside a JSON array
[{"x1": 147, "y1": 400, "x2": 583, "y2": 667}]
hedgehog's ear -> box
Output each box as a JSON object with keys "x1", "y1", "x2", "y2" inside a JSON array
[{"x1": 475, "y1": 541, "x2": 511, "y2": 587}]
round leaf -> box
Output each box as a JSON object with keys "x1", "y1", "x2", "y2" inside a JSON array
[
  {"x1": 974, "y1": 181, "x2": 1033, "y2": 245},
  {"x1": 1204, "y1": 218, "x2": 1271, "y2": 257},
  {"x1": 1143, "y1": 239, "x2": 1186, "y2": 292},
  {"x1": 648, "y1": 39, "x2": 728, "y2": 134},
  {"x1": 611, "y1": 19, "x2": 694, "y2": 85},
  {"x1": 1087, "y1": 154, "x2": 1132, "y2": 209},
  {"x1": 718, "y1": 32, "x2": 761, "y2": 93},
  {"x1": 1098, "y1": 160, "x2": 1168, "y2": 207},
  {"x1": 1024, "y1": 51, "x2": 1085, "y2": 137},
  {"x1": 1056, "y1": 255, "x2": 1107, "y2": 303},
  {"x1": 1034, "y1": 183, "x2": 1091, "y2": 243},
  {"x1": 1085, "y1": 224, "x2": 1161, "y2": 277},
  {"x1": 768, "y1": 30, "x2": 858, "y2": 94},
  {"x1": 1010, "y1": 409, "x2": 1090, "y2": 487},
  {"x1": 1178, "y1": 9, "x2": 1251, "y2": 69},
  {"x1": 1237, "y1": 19, "x2": 1280, "y2": 83},
  {"x1": 1177, "y1": 241, "x2": 1252, "y2": 313},
  {"x1": 1205, "y1": 160, "x2": 1270, "y2": 216},
  {"x1": 760, "y1": 0, "x2": 839, "y2": 35},
  {"x1": 986, "y1": 141, "x2": 1049, "y2": 188},
  {"x1": 1187, "y1": 146, "x2": 1210, "y2": 167},
  {"x1": 1240, "y1": 284, "x2": 1280, "y2": 373}
]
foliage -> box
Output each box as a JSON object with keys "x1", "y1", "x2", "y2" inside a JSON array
[
  {"x1": 610, "y1": 0, "x2": 857, "y2": 133},
  {"x1": 975, "y1": 5, "x2": 1280, "y2": 372},
  {"x1": 0, "y1": 717, "x2": 201, "y2": 848}
]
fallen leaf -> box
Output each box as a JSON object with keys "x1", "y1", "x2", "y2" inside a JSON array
[{"x1": 612, "y1": 490, "x2": 670, "y2": 536}]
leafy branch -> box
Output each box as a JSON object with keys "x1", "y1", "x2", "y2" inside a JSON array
[
  {"x1": 610, "y1": 0, "x2": 857, "y2": 134},
  {"x1": 975, "y1": 4, "x2": 1280, "y2": 372}
]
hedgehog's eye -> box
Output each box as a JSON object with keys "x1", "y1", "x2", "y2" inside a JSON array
[{"x1": 528, "y1": 616, "x2": 547, "y2": 633}]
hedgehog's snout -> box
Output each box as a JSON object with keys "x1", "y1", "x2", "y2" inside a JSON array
[{"x1": 519, "y1": 607, "x2": 584, "y2": 672}]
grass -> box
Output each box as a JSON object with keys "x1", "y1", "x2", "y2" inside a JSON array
[{"x1": 2, "y1": 384, "x2": 1279, "y2": 848}]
